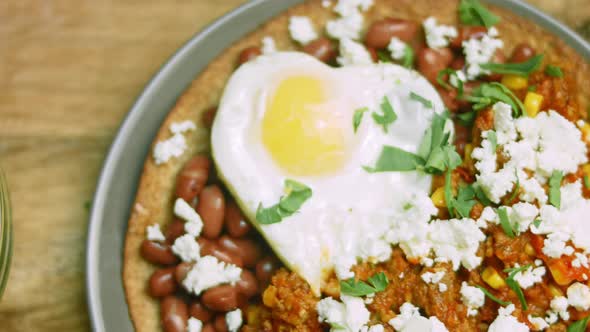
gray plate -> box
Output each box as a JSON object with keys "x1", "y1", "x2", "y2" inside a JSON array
[{"x1": 86, "y1": 0, "x2": 590, "y2": 330}]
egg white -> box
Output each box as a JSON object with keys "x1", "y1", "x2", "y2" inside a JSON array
[{"x1": 212, "y1": 52, "x2": 445, "y2": 294}]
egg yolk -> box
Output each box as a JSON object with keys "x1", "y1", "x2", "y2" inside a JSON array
[{"x1": 262, "y1": 76, "x2": 346, "y2": 176}]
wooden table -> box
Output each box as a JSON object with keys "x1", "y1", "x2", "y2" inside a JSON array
[{"x1": 0, "y1": 1, "x2": 588, "y2": 331}]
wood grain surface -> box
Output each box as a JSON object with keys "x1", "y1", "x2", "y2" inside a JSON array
[{"x1": 0, "y1": 0, "x2": 588, "y2": 331}]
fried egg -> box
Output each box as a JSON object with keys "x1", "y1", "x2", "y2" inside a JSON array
[{"x1": 212, "y1": 52, "x2": 445, "y2": 294}]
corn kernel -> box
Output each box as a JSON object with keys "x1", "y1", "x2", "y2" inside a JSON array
[
  {"x1": 583, "y1": 164, "x2": 590, "y2": 178},
  {"x1": 581, "y1": 124, "x2": 590, "y2": 142},
  {"x1": 431, "y1": 187, "x2": 446, "y2": 208},
  {"x1": 482, "y1": 266, "x2": 506, "y2": 289},
  {"x1": 548, "y1": 263, "x2": 572, "y2": 286},
  {"x1": 549, "y1": 284, "x2": 564, "y2": 297},
  {"x1": 524, "y1": 92, "x2": 544, "y2": 117},
  {"x1": 525, "y1": 243, "x2": 536, "y2": 256},
  {"x1": 262, "y1": 286, "x2": 277, "y2": 307},
  {"x1": 501, "y1": 74, "x2": 528, "y2": 90}
]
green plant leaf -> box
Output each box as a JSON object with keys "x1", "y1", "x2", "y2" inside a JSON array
[
  {"x1": 476, "y1": 286, "x2": 510, "y2": 306},
  {"x1": 568, "y1": 315, "x2": 590, "y2": 332},
  {"x1": 256, "y1": 179, "x2": 312, "y2": 224},
  {"x1": 402, "y1": 45, "x2": 415, "y2": 68},
  {"x1": 353, "y1": 107, "x2": 368, "y2": 133},
  {"x1": 459, "y1": 0, "x2": 500, "y2": 28},
  {"x1": 466, "y1": 82, "x2": 526, "y2": 117},
  {"x1": 480, "y1": 55, "x2": 544, "y2": 76},
  {"x1": 498, "y1": 207, "x2": 515, "y2": 238},
  {"x1": 364, "y1": 146, "x2": 425, "y2": 173},
  {"x1": 548, "y1": 170, "x2": 563, "y2": 209},
  {"x1": 340, "y1": 272, "x2": 389, "y2": 297},
  {"x1": 372, "y1": 96, "x2": 398, "y2": 133},
  {"x1": 545, "y1": 65, "x2": 564, "y2": 78},
  {"x1": 410, "y1": 92, "x2": 433, "y2": 109}
]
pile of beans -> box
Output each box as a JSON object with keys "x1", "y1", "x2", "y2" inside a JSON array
[{"x1": 141, "y1": 155, "x2": 281, "y2": 332}]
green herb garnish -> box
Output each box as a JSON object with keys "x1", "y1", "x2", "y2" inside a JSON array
[
  {"x1": 457, "y1": 111, "x2": 476, "y2": 126},
  {"x1": 475, "y1": 185, "x2": 493, "y2": 206},
  {"x1": 528, "y1": 85, "x2": 537, "y2": 92},
  {"x1": 488, "y1": 131, "x2": 498, "y2": 152},
  {"x1": 507, "y1": 174, "x2": 520, "y2": 203},
  {"x1": 410, "y1": 92, "x2": 433, "y2": 109},
  {"x1": 568, "y1": 315, "x2": 590, "y2": 332},
  {"x1": 402, "y1": 45, "x2": 415, "y2": 68},
  {"x1": 340, "y1": 272, "x2": 389, "y2": 297},
  {"x1": 548, "y1": 170, "x2": 563, "y2": 209},
  {"x1": 480, "y1": 55, "x2": 544, "y2": 76},
  {"x1": 498, "y1": 207, "x2": 515, "y2": 238},
  {"x1": 504, "y1": 265, "x2": 531, "y2": 311},
  {"x1": 372, "y1": 96, "x2": 398, "y2": 133},
  {"x1": 437, "y1": 69, "x2": 464, "y2": 96},
  {"x1": 584, "y1": 175, "x2": 590, "y2": 189},
  {"x1": 450, "y1": 184, "x2": 477, "y2": 218},
  {"x1": 256, "y1": 179, "x2": 312, "y2": 224},
  {"x1": 545, "y1": 65, "x2": 564, "y2": 78},
  {"x1": 466, "y1": 82, "x2": 526, "y2": 117},
  {"x1": 363, "y1": 146, "x2": 425, "y2": 173},
  {"x1": 377, "y1": 50, "x2": 391, "y2": 63},
  {"x1": 477, "y1": 286, "x2": 510, "y2": 306},
  {"x1": 459, "y1": 0, "x2": 500, "y2": 28},
  {"x1": 353, "y1": 107, "x2": 368, "y2": 133},
  {"x1": 533, "y1": 218, "x2": 542, "y2": 228}
]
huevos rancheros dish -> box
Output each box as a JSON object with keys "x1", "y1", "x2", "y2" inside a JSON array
[{"x1": 123, "y1": 0, "x2": 590, "y2": 331}]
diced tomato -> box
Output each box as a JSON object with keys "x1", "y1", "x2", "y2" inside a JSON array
[{"x1": 528, "y1": 235, "x2": 590, "y2": 285}]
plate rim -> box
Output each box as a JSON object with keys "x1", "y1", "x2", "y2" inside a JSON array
[{"x1": 85, "y1": 0, "x2": 590, "y2": 330}]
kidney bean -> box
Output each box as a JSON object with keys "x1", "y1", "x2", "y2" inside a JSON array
[
  {"x1": 201, "y1": 285, "x2": 243, "y2": 312},
  {"x1": 255, "y1": 256, "x2": 279, "y2": 283},
  {"x1": 365, "y1": 18, "x2": 419, "y2": 49},
  {"x1": 450, "y1": 26, "x2": 487, "y2": 49},
  {"x1": 453, "y1": 122, "x2": 470, "y2": 156},
  {"x1": 198, "y1": 238, "x2": 243, "y2": 266},
  {"x1": 485, "y1": 50, "x2": 506, "y2": 81},
  {"x1": 224, "y1": 201, "x2": 251, "y2": 238},
  {"x1": 197, "y1": 185, "x2": 225, "y2": 239},
  {"x1": 202, "y1": 107, "x2": 217, "y2": 129},
  {"x1": 176, "y1": 156, "x2": 211, "y2": 203},
  {"x1": 236, "y1": 270, "x2": 259, "y2": 298},
  {"x1": 202, "y1": 324, "x2": 216, "y2": 332},
  {"x1": 165, "y1": 219, "x2": 186, "y2": 244},
  {"x1": 510, "y1": 42, "x2": 536, "y2": 63},
  {"x1": 214, "y1": 314, "x2": 229, "y2": 332},
  {"x1": 197, "y1": 237, "x2": 217, "y2": 255},
  {"x1": 217, "y1": 235, "x2": 261, "y2": 268},
  {"x1": 436, "y1": 87, "x2": 459, "y2": 112},
  {"x1": 149, "y1": 267, "x2": 178, "y2": 297},
  {"x1": 450, "y1": 56, "x2": 465, "y2": 70},
  {"x1": 141, "y1": 240, "x2": 179, "y2": 265},
  {"x1": 175, "y1": 262, "x2": 193, "y2": 284},
  {"x1": 367, "y1": 47, "x2": 378, "y2": 63},
  {"x1": 161, "y1": 296, "x2": 188, "y2": 332},
  {"x1": 303, "y1": 37, "x2": 337, "y2": 63},
  {"x1": 190, "y1": 301, "x2": 213, "y2": 323},
  {"x1": 417, "y1": 47, "x2": 453, "y2": 84},
  {"x1": 238, "y1": 46, "x2": 262, "y2": 65}
]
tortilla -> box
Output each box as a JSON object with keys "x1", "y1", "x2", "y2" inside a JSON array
[{"x1": 122, "y1": 0, "x2": 590, "y2": 330}]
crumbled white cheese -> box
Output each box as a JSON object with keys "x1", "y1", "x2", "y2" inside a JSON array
[
  {"x1": 488, "y1": 305, "x2": 529, "y2": 332},
  {"x1": 423, "y1": 17, "x2": 458, "y2": 49},
  {"x1": 567, "y1": 282, "x2": 590, "y2": 311},
  {"x1": 462, "y1": 29, "x2": 504, "y2": 79},
  {"x1": 333, "y1": 0, "x2": 373, "y2": 16},
  {"x1": 226, "y1": 309, "x2": 243, "y2": 332},
  {"x1": 322, "y1": 0, "x2": 332, "y2": 8},
  {"x1": 460, "y1": 282, "x2": 485, "y2": 316},
  {"x1": 170, "y1": 120, "x2": 196, "y2": 135},
  {"x1": 544, "y1": 311, "x2": 558, "y2": 325},
  {"x1": 388, "y1": 37, "x2": 407, "y2": 60},
  {"x1": 421, "y1": 271, "x2": 445, "y2": 284},
  {"x1": 172, "y1": 234, "x2": 200, "y2": 262},
  {"x1": 337, "y1": 38, "x2": 373, "y2": 66},
  {"x1": 261, "y1": 36, "x2": 277, "y2": 54},
  {"x1": 153, "y1": 133, "x2": 188, "y2": 165},
  {"x1": 288, "y1": 16, "x2": 318, "y2": 44},
  {"x1": 360, "y1": 238, "x2": 392, "y2": 264},
  {"x1": 174, "y1": 198, "x2": 203, "y2": 237},
  {"x1": 438, "y1": 283, "x2": 448, "y2": 292},
  {"x1": 317, "y1": 295, "x2": 371, "y2": 332},
  {"x1": 428, "y1": 218, "x2": 486, "y2": 270},
  {"x1": 528, "y1": 315, "x2": 549, "y2": 331},
  {"x1": 512, "y1": 264, "x2": 546, "y2": 289},
  {"x1": 572, "y1": 253, "x2": 589, "y2": 268},
  {"x1": 182, "y1": 255, "x2": 242, "y2": 295},
  {"x1": 388, "y1": 303, "x2": 449, "y2": 332},
  {"x1": 361, "y1": 325, "x2": 385, "y2": 332},
  {"x1": 146, "y1": 224, "x2": 166, "y2": 242},
  {"x1": 550, "y1": 296, "x2": 570, "y2": 321},
  {"x1": 399, "y1": 272, "x2": 405, "y2": 279},
  {"x1": 510, "y1": 203, "x2": 539, "y2": 233},
  {"x1": 326, "y1": 9, "x2": 364, "y2": 40},
  {"x1": 333, "y1": 255, "x2": 356, "y2": 280},
  {"x1": 542, "y1": 231, "x2": 575, "y2": 258},
  {"x1": 188, "y1": 317, "x2": 203, "y2": 332}
]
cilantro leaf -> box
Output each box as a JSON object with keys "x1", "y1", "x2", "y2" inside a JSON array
[
  {"x1": 545, "y1": 65, "x2": 564, "y2": 78},
  {"x1": 402, "y1": 45, "x2": 415, "y2": 68},
  {"x1": 507, "y1": 174, "x2": 520, "y2": 203},
  {"x1": 364, "y1": 146, "x2": 425, "y2": 173},
  {"x1": 475, "y1": 185, "x2": 493, "y2": 206},
  {"x1": 548, "y1": 170, "x2": 563, "y2": 209},
  {"x1": 504, "y1": 265, "x2": 531, "y2": 311},
  {"x1": 476, "y1": 286, "x2": 510, "y2": 306},
  {"x1": 457, "y1": 111, "x2": 476, "y2": 126},
  {"x1": 568, "y1": 315, "x2": 590, "y2": 332},
  {"x1": 480, "y1": 55, "x2": 544, "y2": 76},
  {"x1": 584, "y1": 175, "x2": 590, "y2": 189},
  {"x1": 466, "y1": 83, "x2": 525, "y2": 117},
  {"x1": 437, "y1": 69, "x2": 464, "y2": 96},
  {"x1": 376, "y1": 50, "x2": 391, "y2": 63},
  {"x1": 532, "y1": 218, "x2": 542, "y2": 228},
  {"x1": 410, "y1": 92, "x2": 433, "y2": 109},
  {"x1": 498, "y1": 207, "x2": 515, "y2": 238},
  {"x1": 444, "y1": 169, "x2": 455, "y2": 218},
  {"x1": 340, "y1": 272, "x2": 389, "y2": 297},
  {"x1": 488, "y1": 131, "x2": 498, "y2": 152},
  {"x1": 372, "y1": 96, "x2": 398, "y2": 133},
  {"x1": 452, "y1": 184, "x2": 477, "y2": 218},
  {"x1": 256, "y1": 179, "x2": 312, "y2": 224},
  {"x1": 459, "y1": 0, "x2": 500, "y2": 28},
  {"x1": 353, "y1": 107, "x2": 368, "y2": 133},
  {"x1": 504, "y1": 264, "x2": 531, "y2": 275}
]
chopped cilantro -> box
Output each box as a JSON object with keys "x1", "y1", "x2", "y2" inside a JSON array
[
  {"x1": 568, "y1": 315, "x2": 590, "y2": 332},
  {"x1": 340, "y1": 272, "x2": 389, "y2": 297},
  {"x1": 498, "y1": 207, "x2": 515, "y2": 238},
  {"x1": 475, "y1": 185, "x2": 493, "y2": 206},
  {"x1": 402, "y1": 45, "x2": 415, "y2": 68},
  {"x1": 450, "y1": 184, "x2": 477, "y2": 218},
  {"x1": 548, "y1": 171, "x2": 563, "y2": 209},
  {"x1": 457, "y1": 111, "x2": 476, "y2": 126},
  {"x1": 256, "y1": 179, "x2": 312, "y2": 224},
  {"x1": 533, "y1": 218, "x2": 542, "y2": 228},
  {"x1": 504, "y1": 265, "x2": 530, "y2": 311},
  {"x1": 372, "y1": 96, "x2": 398, "y2": 133},
  {"x1": 459, "y1": 0, "x2": 500, "y2": 28},
  {"x1": 466, "y1": 82, "x2": 526, "y2": 117},
  {"x1": 545, "y1": 65, "x2": 564, "y2": 78},
  {"x1": 437, "y1": 69, "x2": 464, "y2": 96},
  {"x1": 477, "y1": 285, "x2": 510, "y2": 306},
  {"x1": 480, "y1": 55, "x2": 544, "y2": 76},
  {"x1": 410, "y1": 92, "x2": 433, "y2": 109},
  {"x1": 584, "y1": 175, "x2": 590, "y2": 189},
  {"x1": 487, "y1": 131, "x2": 498, "y2": 152},
  {"x1": 376, "y1": 50, "x2": 391, "y2": 63},
  {"x1": 507, "y1": 174, "x2": 520, "y2": 203},
  {"x1": 444, "y1": 169, "x2": 455, "y2": 218},
  {"x1": 353, "y1": 107, "x2": 368, "y2": 133},
  {"x1": 363, "y1": 146, "x2": 425, "y2": 173}
]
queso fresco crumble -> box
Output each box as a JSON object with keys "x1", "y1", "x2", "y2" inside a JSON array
[{"x1": 141, "y1": 0, "x2": 590, "y2": 331}]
